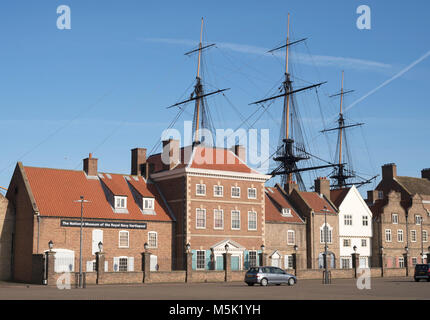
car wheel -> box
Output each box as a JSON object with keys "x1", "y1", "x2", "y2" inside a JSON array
[
  {"x1": 247, "y1": 283, "x2": 254, "y2": 286},
  {"x1": 288, "y1": 278, "x2": 296, "y2": 286},
  {"x1": 260, "y1": 278, "x2": 268, "y2": 286}
]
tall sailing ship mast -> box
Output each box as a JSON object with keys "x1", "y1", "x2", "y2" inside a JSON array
[
  {"x1": 167, "y1": 18, "x2": 229, "y2": 147},
  {"x1": 250, "y1": 14, "x2": 339, "y2": 190},
  {"x1": 322, "y1": 71, "x2": 377, "y2": 189}
]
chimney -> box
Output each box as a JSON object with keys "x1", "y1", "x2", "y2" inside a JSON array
[
  {"x1": 367, "y1": 190, "x2": 379, "y2": 204},
  {"x1": 232, "y1": 145, "x2": 246, "y2": 163},
  {"x1": 314, "y1": 177, "x2": 330, "y2": 200},
  {"x1": 284, "y1": 180, "x2": 299, "y2": 195},
  {"x1": 83, "y1": 153, "x2": 98, "y2": 177},
  {"x1": 131, "y1": 148, "x2": 147, "y2": 176},
  {"x1": 161, "y1": 139, "x2": 180, "y2": 170},
  {"x1": 382, "y1": 163, "x2": 397, "y2": 180},
  {"x1": 421, "y1": 168, "x2": 430, "y2": 180},
  {"x1": 142, "y1": 162, "x2": 155, "y2": 180}
]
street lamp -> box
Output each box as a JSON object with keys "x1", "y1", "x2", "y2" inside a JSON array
[
  {"x1": 260, "y1": 244, "x2": 265, "y2": 252},
  {"x1": 293, "y1": 244, "x2": 298, "y2": 252},
  {"x1": 74, "y1": 195, "x2": 90, "y2": 289},
  {"x1": 144, "y1": 242, "x2": 149, "y2": 252},
  {"x1": 185, "y1": 243, "x2": 191, "y2": 253},
  {"x1": 322, "y1": 205, "x2": 330, "y2": 284},
  {"x1": 48, "y1": 240, "x2": 54, "y2": 252},
  {"x1": 420, "y1": 216, "x2": 424, "y2": 263},
  {"x1": 353, "y1": 245, "x2": 357, "y2": 252},
  {"x1": 98, "y1": 241, "x2": 103, "y2": 253},
  {"x1": 225, "y1": 243, "x2": 229, "y2": 253}
]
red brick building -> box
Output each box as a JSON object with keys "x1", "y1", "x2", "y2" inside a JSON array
[
  {"x1": 147, "y1": 141, "x2": 271, "y2": 271},
  {"x1": 264, "y1": 184, "x2": 307, "y2": 270},
  {"x1": 368, "y1": 163, "x2": 430, "y2": 268},
  {"x1": 6, "y1": 154, "x2": 174, "y2": 283},
  {"x1": 286, "y1": 178, "x2": 339, "y2": 269},
  {"x1": 0, "y1": 193, "x2": 14, "y2": 280}
]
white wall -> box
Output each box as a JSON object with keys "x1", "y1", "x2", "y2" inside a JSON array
[{"x1": 338, "y1": 186, "x2": 373, "y2": 265}]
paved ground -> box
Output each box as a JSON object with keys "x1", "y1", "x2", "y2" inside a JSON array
[{"x1": 0, "y1": 277, "x2": 428, "y2": 300}]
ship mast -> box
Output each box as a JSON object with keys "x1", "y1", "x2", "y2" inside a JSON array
[
  {"x1": 194, "y1": 18, "x2": 204, "y2": 144},
  {"x1": 250, "y1": 14, "x2": 338, "y2": 190},
  {"x1": 167, "y1": 18, "x2": 230, "y2": 147},
  {"x1": 322, "y1": 72, "x2": 377, "y2": 189}
]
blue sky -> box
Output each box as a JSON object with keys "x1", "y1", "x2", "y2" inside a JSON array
[{"x1": 0, "y1": 0, "x2": 429, "y2": 193}]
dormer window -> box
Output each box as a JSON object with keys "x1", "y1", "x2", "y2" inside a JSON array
[
  {"x1": 143, "y1": 198, "x2": 155, "y2": 210},
  {"x1": 282, "y1": 208, "x2": 292, "y2": 217},
  {"x1": 114, "y1": 196, "x2": 127, "y2": 209}
]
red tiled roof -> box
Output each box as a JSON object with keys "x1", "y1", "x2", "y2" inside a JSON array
[
  {"x1": 330, "y1": 188, "x2": 350, "y2": 208},
  {"x1": 147, "y1": 146, "x2": 257, "y2": 174},
  {"x1": 23, "y1": 166, "x2": 173, "y2": 222},
  {"x1": 265, "y1": 186, "x2": 304, "y2": 223},
  {"x1": 298, "y1": 192, "x2": 337, "y2": 214}
]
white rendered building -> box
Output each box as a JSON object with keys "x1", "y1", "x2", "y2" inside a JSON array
[{"x1": 331, "y1": 186, "x2": 373, "y2": 269}]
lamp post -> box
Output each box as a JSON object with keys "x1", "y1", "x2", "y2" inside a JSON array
[
  {"x1": 186, "y1": 243, "x2": 191, "y2": 253},
  {"x1": 74, "y1": 195, "x2": 90, "y2": 288},
  {"x1": 322, "y1": 206, "x2": 330, "y2": 284},
  {"x1": 144, "y1": 242, "x2": 149, "y2": 252},
  {"x1": 428, "y1": 246, "x2": 430, "y2": 264},
  {"x1": 98, "y1": 241, "x2": 103, "y2": 253},
  {"x1": 420, "y1": 216, "x2": 424, "y2": 263},
  {"x1": 404, "y1": 246, "x2": 409, "y2": 276},
  {"x1": 225, "y1": 243, "x2": 230, "y2": 253},
  {"x1": 293, "y1": 244, "x2": 298, "y2": 273},
  {"x1": 48, "y1": 240, "x2": 54, "y2": 252}
]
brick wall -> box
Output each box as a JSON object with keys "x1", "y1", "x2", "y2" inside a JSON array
[
  {"x1": 35, "y1": 217, "x2": 173, "y2": 274},
  {"x1": 6, "y1": 163, "x2": 37, "y2": 283},
  {"x1": 147, "y1": 271, "x2": 186, "y2": 283},
  {"x1": 265, "y1": 222, "x2": 306, "y2": 269},
  {"x1": 0, "y1": 194, "x2": 14, "y2": 280},
  {"x1": 190, "y1": 270, "x2": 225, "y2": 283},
  {"x1": 98, "y1": 272, "x2": 143, "y2": 284},
  {"x1": 186, "y1": 175, "x2": 265, "y2": 255},
  {"x1": 153, "y1": 176, "x2": 186, "y2": 269}
]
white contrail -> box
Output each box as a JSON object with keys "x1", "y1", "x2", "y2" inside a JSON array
[
  {"x1": 342, "y1": 49, "x2": 430, "y2": 115},
  {"x1": 142, "y1": 37, "x2": 392, "y2": 71}
]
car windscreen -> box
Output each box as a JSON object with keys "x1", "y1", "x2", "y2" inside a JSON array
[{"x1": 415, "y1": 264, "x2": 429, "y2": 271}]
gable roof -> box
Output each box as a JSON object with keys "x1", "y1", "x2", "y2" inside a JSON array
[
  {"x1": 23, "y1": 166, "x2": 173, "y2": 222},
  {"x1": 265, "y1": 186, "x2": 304, "y2": 223},
  {"x1": 394, "y1": 176, "x2": 430, "y2": 196},
  {"x1": 330, "y1": 188, "x2": 351, "y2": 208},
  {"x1": 298, "y1": 191, "x2": 337, "y2": 214},
  {"x1": 147, "y1": 146, "x2": 259, "y2": 174}
]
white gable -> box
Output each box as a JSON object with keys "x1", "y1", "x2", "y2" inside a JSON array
[{"x1": 337, "y1": 185, "x2": 373, "y2": 259}]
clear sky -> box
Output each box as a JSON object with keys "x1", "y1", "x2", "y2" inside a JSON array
[{"x1": 0, "y1": 0, "x2": 429, "y2": 193}]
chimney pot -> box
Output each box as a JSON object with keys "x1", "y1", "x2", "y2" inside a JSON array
[
  {"x1": 382, "y1": 163, "x2": 397, "y2": 180},
  {"x1": 83, "y1": 154, "x2": 98, "y2": 176},
  {"x1": 315, "y1": 177, "x2": 330, "y2": 200},
  {"x1": 284, "y1": 180, "x2": 298, "y2": 194},
  {"x1": 131, "y1": 148, "x2": 147, "y2": 176},
  {"x1": 421, "y1": 168, "x2": 430, "y2": 180},
  {"x1": 161, "y1": 139, "x2": 180, "y2": 170},
  {"x1": 232, "y1": 145, "x2": 246, "y2": 163}
]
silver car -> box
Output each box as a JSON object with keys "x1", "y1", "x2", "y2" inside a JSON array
[{"x1": 245, "y1": 266, "x2": 297, "y2": 286}]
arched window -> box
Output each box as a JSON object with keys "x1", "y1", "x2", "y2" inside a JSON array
[{"x1": 320, "y1": 224, "x2": 333, "y2": 244}]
